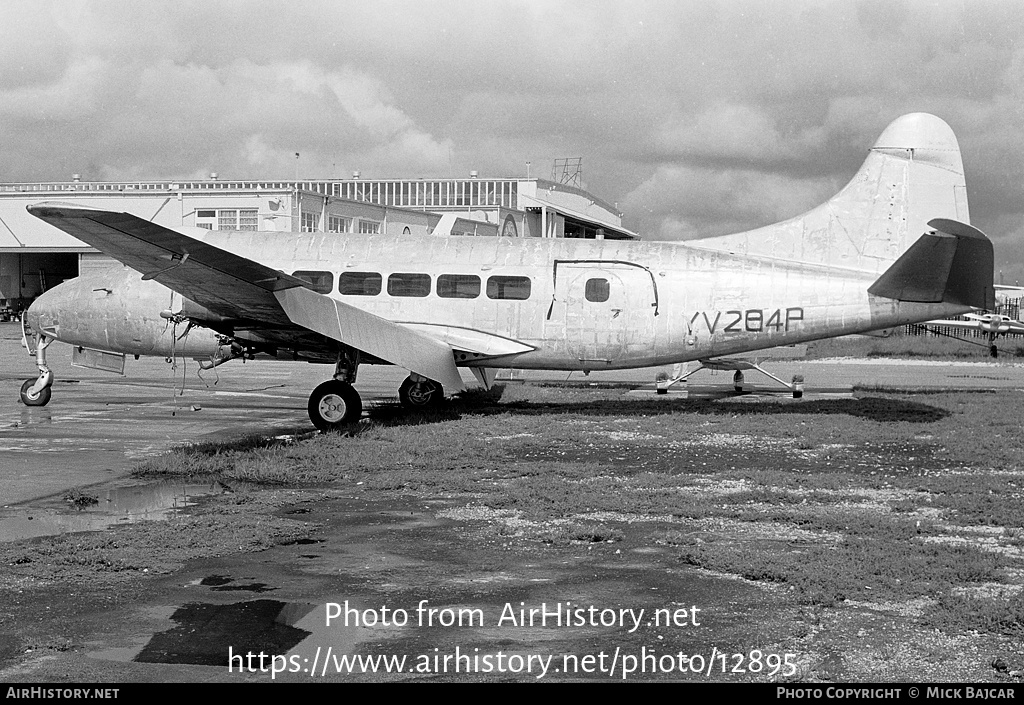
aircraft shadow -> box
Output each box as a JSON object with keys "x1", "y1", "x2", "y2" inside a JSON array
[{"x1": 365, "y1": 387, "x2": 951, "y2": 426}]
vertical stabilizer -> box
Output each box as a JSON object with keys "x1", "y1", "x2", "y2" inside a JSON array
[{"x1": 691, "y1": 113, "x2": 968, "y2": 274}]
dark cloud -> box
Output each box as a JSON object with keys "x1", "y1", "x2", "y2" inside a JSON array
[{"x1": 2, "y1": 0, "x2": 1023, "y2": 271}]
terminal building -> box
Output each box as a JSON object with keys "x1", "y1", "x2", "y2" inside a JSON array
[{"x1": 0, "y1": 174, "x2": 634, "y2": 317}]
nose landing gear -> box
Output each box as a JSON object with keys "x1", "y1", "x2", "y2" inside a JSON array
[{"x1": 20, "y1": 328, "x2": 54, "y2": 407}]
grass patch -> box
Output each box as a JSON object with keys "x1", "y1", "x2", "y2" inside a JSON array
[
  {"x1": 122, "y1": 384, "x2": 1024, "y2": 638},
  {"x1": 679, "y1": 537, "x2": 1003, "y2": 606},
  {"x1": 925, "y1": 592, "x2": 1024, "y2": 637}
]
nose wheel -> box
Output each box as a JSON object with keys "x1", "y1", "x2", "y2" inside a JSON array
[
  {"x1": 20, "y1": 378, "x2": 52, "y2": 406},
  {"x1": 307, "y1": 380, "x2": 362, "y2": 431}
]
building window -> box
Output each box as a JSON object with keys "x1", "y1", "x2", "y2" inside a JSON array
[
  {"x1": 387, "y1": 272, "x2": 431, "y2": 297},
  {"x1": 437, "y1": 274, "x2": 481, "y2": 299},
  {"x1": 217, "y1": 209, "x2": 258, "y2": 231},
  {"x1": 486, "y1": 275, "x2": 531, "y2": 300},
  {"x1": 338, "y1": 271, "x2": 382, "y2": 296},
  {"x1": 585, "y1": 278, "x2": 610, "y2": 302},
  {"x1": 291, "y1": 270, "x2": 334, "y2": 294},
  {"x1": 359, "y1": 220, "x2": 380, "y2": 234},
  {"x1": 328, "y1": 215, "x2": 352, "y2": 233},
  {"x1": 301, "y1": 212, "x2": 319, "y2": 232}
]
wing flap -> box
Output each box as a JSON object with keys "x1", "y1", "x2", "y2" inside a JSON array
[
  {"x1": 400, "y1": 323, "x2": 535, "y2": 357},
  {"x1": 276, "y1": 287, "x2": 465, "y2": 391}
]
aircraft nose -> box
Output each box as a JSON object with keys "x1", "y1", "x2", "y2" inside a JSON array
[{"x1": 24, "y1": 284, "x2": 66, "y2": 340}]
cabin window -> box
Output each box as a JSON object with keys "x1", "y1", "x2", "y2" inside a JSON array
[
  {"x1": 359, "y1": 220, "x2": 381, "y2": 234},
  {"x1": 585, "y1": 278, "x2": 610, "y2": 302},
  {"x1": 387, "y1": 272, "x2": 431, "y2": 297},
  {"x1": 437, "y1": 274, "x2": 481, "y2": 299},
  {"x1": 486, "y1": 275, "x2": 531, "y2": 300},
  {"x1": 338, "y1": 271, "x2": 382, "y2": 296},
  {"x1": 292, "y1": 270, "x2": 334, "y2": 294}
]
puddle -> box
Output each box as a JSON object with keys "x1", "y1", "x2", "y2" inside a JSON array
[
  {"x1": 91, "y1": 599, "x2": 394, "y2": 670},
  {"x1": 0, "y1": 480, "x2": 232, "y2": 542},
  {"x1": 134, "y1": 600, "x2": 314, "y2": 666}
]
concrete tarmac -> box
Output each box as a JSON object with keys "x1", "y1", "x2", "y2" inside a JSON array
[
  {"x1": 3, "y1": 320, "x2": 1024, "y2": 506},
  {"x1": 0, "y1": 323, "x2": 406, "y2": 506}
]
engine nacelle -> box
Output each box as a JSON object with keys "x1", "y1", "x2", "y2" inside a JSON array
[{"x1": 25, "y1": 266, "x2": 228, "y2": 360}]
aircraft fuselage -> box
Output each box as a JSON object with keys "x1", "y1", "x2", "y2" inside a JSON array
[{"x1": 28, "y1": 231, "x2": 972, "y2": 374}]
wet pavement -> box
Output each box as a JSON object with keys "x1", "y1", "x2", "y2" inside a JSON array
[
  {"x1": 0, "y1": 323, "x2": 406, "y2": 506},
  {"x1": 0, "y1": 494, "x2": 805, "y2": 683},
  {"x1": 2, "y1": 323, "x2": 1024, "y2": 682},
  {"x1": 0, "y1": 478, "x2": 234, "y2": 543},
  {"x1": 4, "y1": 319, "x2": 1024, "y2": 508}
]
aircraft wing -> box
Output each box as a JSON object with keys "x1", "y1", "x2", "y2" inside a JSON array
[{"x1": 27, "y1": 203, "x2": 465, "y2": 391}]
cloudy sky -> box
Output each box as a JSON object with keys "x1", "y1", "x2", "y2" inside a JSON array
[{"x1": 3, "y1": 1, "x2": 1024, "y2": 279}]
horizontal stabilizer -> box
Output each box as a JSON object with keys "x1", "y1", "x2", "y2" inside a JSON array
[{"x1": 867, "y1": 218, "x2": 994, "y2": 310}]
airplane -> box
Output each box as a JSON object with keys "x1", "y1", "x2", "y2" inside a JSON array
[
  {"x1": 18, "y1": 113, "x2": 994, "y2": 430},
  {"x1": 917, "y1": 285, "x2": 1024, "y2": 357},
  {"x1": 921, "y1": 312, "x2": 1024, "y2": 357}
]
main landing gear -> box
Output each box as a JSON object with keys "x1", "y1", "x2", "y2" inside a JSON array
[
  {"x1": 398, "y1": 374, "x2": 444, "y2": 409},
  {"x1": 308, "y1": 379, "x2": 362, "y2": 430},
  {"x1": 305, "y1": 354, "x2": 446, "y2": 431}
]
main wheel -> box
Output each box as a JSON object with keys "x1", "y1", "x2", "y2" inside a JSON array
[
  {"x1": 20, "y1": 379, "x2": 51, "y2": 407},
  {"x1": 399, "y1": 376, "x2": 444, "y2": 410},
  {"x1": 308, "y1": 380, "x2": 362, "y2": 431}
]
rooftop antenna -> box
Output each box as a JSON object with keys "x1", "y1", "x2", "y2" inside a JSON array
[{"x1": 552, "y1": 157, "x2": 583, "y2": 187}]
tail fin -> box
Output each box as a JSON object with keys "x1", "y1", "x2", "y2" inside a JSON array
[{"x1": 693, "y1": 113, "x2": 969, "y2": 274}]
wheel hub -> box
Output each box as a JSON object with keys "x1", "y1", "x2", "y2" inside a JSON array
[
  {"x1": 407, "y1": 383, "x2": 434, "y2": 405},
  {"x1": 318, "y1": 394, "x2": 347, "y2": 422}
]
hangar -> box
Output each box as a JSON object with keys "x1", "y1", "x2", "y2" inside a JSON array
[{"x1": 0, "y1": 174, "x2": 633, "y2": 318}]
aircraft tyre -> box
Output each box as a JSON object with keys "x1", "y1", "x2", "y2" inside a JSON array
[
  {"x1": 399, "y1": 376, "x2": 444, "y2": 410},
  {"x1": 308, "y1": 380, "x2": 362, "y2": 430},
  {"x1": 20, "y1": 379, "x2": 52, "y2": 407}
]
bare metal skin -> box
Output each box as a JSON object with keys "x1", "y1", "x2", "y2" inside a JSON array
[{"x1": 21, "y1": 113, "x2": 994, "y2": 429}]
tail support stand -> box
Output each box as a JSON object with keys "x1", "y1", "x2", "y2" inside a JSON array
[{"x1": 661, "y1": 359, "x2": 805, "y2": 398}]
